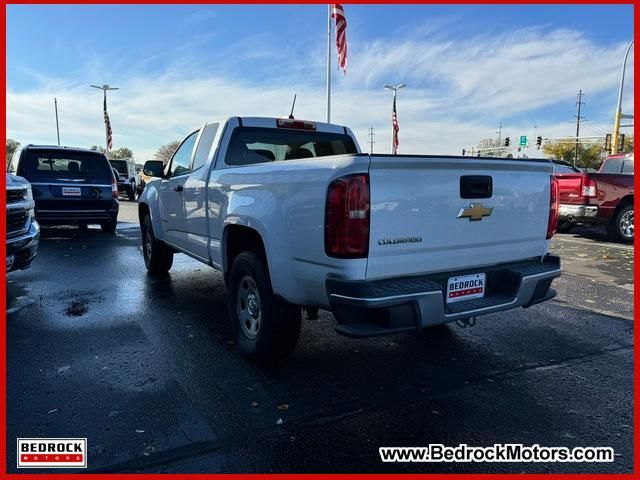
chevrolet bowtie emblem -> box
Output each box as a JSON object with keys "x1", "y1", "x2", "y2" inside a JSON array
[{"x1": 457, "y1": 202, "x2": 493, "y2": 221}]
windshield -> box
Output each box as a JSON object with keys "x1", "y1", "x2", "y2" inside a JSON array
[
  {"x1": 23, "y1": 150, "x2": 111, "y2": 178},
  {"x1": 109, "y1": 160, "x2": 128, "y2": 174},
  {"x1": 224, "y1": 127, "x2": 358, "y2": 166}
]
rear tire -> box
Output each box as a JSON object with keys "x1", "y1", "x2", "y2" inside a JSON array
[
  {"x1": 100, "y1": 218, "x2": 117, "y2": 234},
  {"x1": 142, "y1": 214, "x2": 173, "y2": 274},
  {"x1": 127, "y1": 185, "x2": 136, "y2": 201},
  {"x1": 227, "y1": 251, "x2": 301, "y2": 362},
  {"x1": 556, "y1": 221, "x2": 574, "y2": 234},
  {"x1": 607, "y1": 205, "x2": 634, "y2": 243}
]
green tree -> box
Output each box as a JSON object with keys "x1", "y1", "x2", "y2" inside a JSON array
[
  {"x1": 6, "y1": 138, "x2": 20, "y2": 167},
  {"x1": 90, "y1": 146, "x2": 133, "y2": 160},
  {"x1": 155, "y1": 141, "x2": 180, "y2": 165},
  {"x1": 542, "y1": 141, "x2": 604, "y2": 170}
]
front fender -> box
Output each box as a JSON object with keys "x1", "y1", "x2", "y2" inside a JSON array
[{"x1": 138, "y1": 180, "x2": 165, "y2": 240}]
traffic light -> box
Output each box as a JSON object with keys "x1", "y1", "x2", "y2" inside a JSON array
[
  {"x1": 618, "y1": 134, "x2": 626, "y2": 153},
  {"x1": 536, "y1": 136, "x2": 542, "y2": 149},
  {"x1": 604, "y1": 134, "x2": 611, "y2": 152},
  {"x1": 504, "y1": 137, "x2": 510, "y2": 147},
  {"x1": 462, "y1": 148, "x2": 466, "y2": 156}
]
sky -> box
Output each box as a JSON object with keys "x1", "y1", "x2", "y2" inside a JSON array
[{"x1": 6, "y1": 4, "x2": 635, "y2": 160}]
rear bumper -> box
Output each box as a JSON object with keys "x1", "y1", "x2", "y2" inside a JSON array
[
  {"x1": 327, "y1": 256, "x2": 561, "y2": 338},
  {"x1": 7, "y1": 220, "x2": 40, "y2": 272},
  {"x1": 35, "y1": 201, "x2": 119, "y2": 224},
  {"x1": 559, "y1": 203, "x2": 598, "y2": 223}
]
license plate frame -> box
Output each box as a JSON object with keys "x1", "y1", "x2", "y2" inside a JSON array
[
  {"x1": 446, "y1": 273, "x2": 486, "y2": 304},
  {"x1": 61, "y1": 187, "x2": 81, "y2": 196}
]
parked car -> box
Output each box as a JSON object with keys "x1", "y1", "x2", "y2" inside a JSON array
[
  {"x1": 8, "y1": 145, "x2": 119, "y2": 233},
  {"x1": 138, "y1": 117, "x2": 561, "y2": 362},
  {"x1": 552, "y1": 154, "x2": 633, "y2": 243},
  {"x1": 109, "y1": 158, "x2": 141, "y2": 200},
  {"x1": 6, "y1": 173, "x2": 39, "y2": 272},
  {"x1": 552, "y1": 160, "x2": 598, "y2": 233}
]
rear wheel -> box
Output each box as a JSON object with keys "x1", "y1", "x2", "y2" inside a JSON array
[
  {"x1": 607, "y1": 205, "x2": 634, "y2": 243},
  {"x1": 100, "y1": 218, "x2": 117, "y2": 234},
  {"x1": 127, "y1": 185, "x2": 136, "y2": 201},
  {"x1": 227, "y1": 251, "x2": 301, "y2": 362},
  {"x1": 142, "y1": 214, "x2": 173, "y2": 274}
]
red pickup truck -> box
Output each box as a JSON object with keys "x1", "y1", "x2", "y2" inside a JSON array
[{"x1": 553, "y1": 153, "x2": 634, "y2": 243}]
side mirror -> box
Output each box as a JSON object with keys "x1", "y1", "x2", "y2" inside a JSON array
[{"x1": 143, "y1": 160, "x2": 165, "y2": 178}]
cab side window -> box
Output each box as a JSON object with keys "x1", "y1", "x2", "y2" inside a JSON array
[{"x1": 169, "y1": 131, "x2": 198, "y2": 177}]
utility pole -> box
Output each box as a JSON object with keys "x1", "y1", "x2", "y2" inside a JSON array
[
  {"x1": 326, "y1": 4, "x2": 332, "y2": 123},
  {"x1": 368, "y1": 126, "x2": 375, "y2": 154},
  {"x1": 574, "y1": 90, "x2": 584, "y2": 166},
  {"x1": 54, "y1": 98, "x2": 60, "y2": 146},
  {"x1": 496, "y1": 122, "x2": 502, "y2": 146},
  {"x1": 611, "y1": 40, "x2": 634, "y2": 154}
]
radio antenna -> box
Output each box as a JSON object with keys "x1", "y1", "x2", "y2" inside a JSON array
[{"x1": 288, "y1": 94, "x2": 297, "y2": 119}]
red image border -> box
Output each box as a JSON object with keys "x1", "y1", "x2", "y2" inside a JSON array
[{"x1": 1, "y1": 1, "x2": 637, "y2": 478}]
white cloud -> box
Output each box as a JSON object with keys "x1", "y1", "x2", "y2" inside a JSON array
[{"x1": 6, "y1": 24, "x2": 633, "y2": 160}]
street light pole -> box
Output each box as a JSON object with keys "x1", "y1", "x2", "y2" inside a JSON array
[
  {"x1": 611, "y1": 40, "x2": 634, "y2": 154},
  {"x1": 384, "y1": 83, "x2": 406, "y2": 154},
  {"x1": 90, "y1": 84, "x2": 119, "y2": 154}
]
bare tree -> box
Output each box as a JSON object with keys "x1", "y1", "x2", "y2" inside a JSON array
[{"x1": 155, "y1": 141, "x2": 180, "y2": 165}]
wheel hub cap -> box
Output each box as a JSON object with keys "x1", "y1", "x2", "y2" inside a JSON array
[
  {"x1": 237, "y1": 276, "x2": 261, "y2": 339},
  {"x1": 620, "y1": 210, "x2": 634, "y2": 239}
]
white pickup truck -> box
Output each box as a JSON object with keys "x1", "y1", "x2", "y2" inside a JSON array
[{"x1": 138, "y1": 117, "x2": 561, "y2": 362}]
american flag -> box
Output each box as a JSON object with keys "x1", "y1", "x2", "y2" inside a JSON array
[
  {"x1": 331, "y1": 4, "x2": 347, "y2": 73},
  {"x1": 392, "y1": 95, "x2": 399, "y2": 154},
  {"x1": 103, "y1": 94, "x2": 113, "y2": 151}
]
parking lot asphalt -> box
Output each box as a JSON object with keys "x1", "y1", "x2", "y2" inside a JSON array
[{"x1": 6, "y1": 200, "x2": 634, "y2": 473}]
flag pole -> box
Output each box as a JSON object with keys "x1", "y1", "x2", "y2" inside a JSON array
[
  {"x1": 103, "y1": 90, "x2": 109, "y2": 155},
  {"x1": 326, "y1": 4, "x2": 331, "y2": 123}
]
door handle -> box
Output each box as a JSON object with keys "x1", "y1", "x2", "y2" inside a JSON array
[{"x1": 174, "y1": 185, "x2": 184, "y2": 192}]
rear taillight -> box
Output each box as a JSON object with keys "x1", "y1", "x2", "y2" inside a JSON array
[
  {"x1": 547, "y1": 176, "x2": 559, "y2": 239},
  {"x1": 112, "y1": 178, "x2": 118, "y2": 198},
  {"x1": 325, "y1": 174, "x2": 370, "y2": 258},
  {"x1": 581, "y1": 177, "x2": 597, "y2": 198}
]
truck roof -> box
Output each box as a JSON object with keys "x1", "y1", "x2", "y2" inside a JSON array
[
  {"x1": 25, "y1": 144, "x2": 105, "y2": 155},
  {"x1": 222, "y1": 116, "x2": 350, "y2": 135}
]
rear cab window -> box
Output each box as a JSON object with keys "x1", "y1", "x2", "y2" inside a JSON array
[
  {"x1": 21, "y1": 150, "x2": 112, "y2": 181},
  {"x1": 553, "y1": 163, "x2": 580, "y2": 174},
  {"x1": 600, "y1": 158, "x2": 623, "y2": 174},
  {"x1": 224, "y1": 127, "x2": 358, "y2": 166},
  {"x1": 109, "y1": 160, "x2": 129, "y2": 175}
]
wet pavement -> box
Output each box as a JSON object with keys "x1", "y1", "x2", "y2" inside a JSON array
[{"x1": 6, "y1": 201, "x2": 634, "y2": 473}]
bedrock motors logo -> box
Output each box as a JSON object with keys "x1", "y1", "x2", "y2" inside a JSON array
[{"x1": 17, "y1": 438, "x2": 87, "y2": 468}]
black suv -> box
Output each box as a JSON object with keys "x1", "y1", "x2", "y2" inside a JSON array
[{"x1": 9, "y1": 145, "x2": 119, "y2": 233}]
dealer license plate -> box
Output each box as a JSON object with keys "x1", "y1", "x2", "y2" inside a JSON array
[
  {"x1": 446, "y1": 273, "x2": 486, "y2": 304},
  {"x1": 62, "y1": 187, "x2": 81, "y2": 196}
]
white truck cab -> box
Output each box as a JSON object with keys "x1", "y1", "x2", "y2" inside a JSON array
[{"x1": 139, "y1": 117, "x2": 561, "y2": 362}]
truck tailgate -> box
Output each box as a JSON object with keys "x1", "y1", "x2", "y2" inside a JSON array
[
  {"x1": 366, "y1": 155, "x2": 553, "y2": 279},
  {"x1": 555, "y1": 173, "x2": 585, "y2": 204}
]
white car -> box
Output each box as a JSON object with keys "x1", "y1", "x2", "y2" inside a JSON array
[{"x1": 138, "y1": 117, "x2": 561, "y2": 362}]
